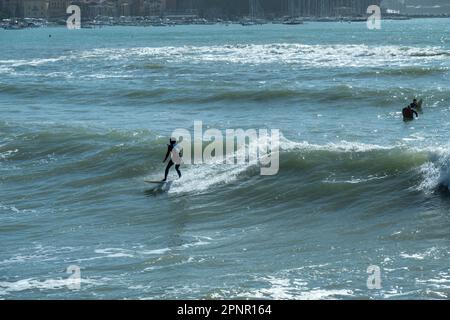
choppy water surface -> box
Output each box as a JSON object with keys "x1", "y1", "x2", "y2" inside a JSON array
[{"x1": 1, "y1": 20, "x2": 450, "y2": 299}]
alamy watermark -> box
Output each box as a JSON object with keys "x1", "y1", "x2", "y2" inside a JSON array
[
  {"x1": 65, "y1": 5, "x2": 381, "y2": 31},
  {"x1": 171, "y1": 121, "x2": 280, "y2": 176},
  {"x1": 367, "y1": 265, "x2": 382, "y2": 289},
  {"x1": 66, "y1": 5, "x2": 81, "y2": 30},
  {"x1": 66, "y1": 265, "x2": 81, "y2": 290},
  {"x1": 367, "y1": 5, "x2": 382, "y2": 30}
]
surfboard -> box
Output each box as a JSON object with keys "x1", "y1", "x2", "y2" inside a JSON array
[
  {"x1": 144, "y1": 180, "x2": 173, "y2": 195},
  {"x1": 415, "y1": 99, "x2": 423, "y2": 112},
  {"x1": 144, "y1": 180, "x2": 173, "y2": 194}
]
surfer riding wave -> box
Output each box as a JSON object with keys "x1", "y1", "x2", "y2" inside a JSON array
[{"x1": 162, "y1": 137, "x2": 183, "y2": 182}]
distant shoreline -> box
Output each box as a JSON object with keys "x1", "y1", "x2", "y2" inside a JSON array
[{"x1": 2, "y1": 15, "x2": 450, "y2": 30}]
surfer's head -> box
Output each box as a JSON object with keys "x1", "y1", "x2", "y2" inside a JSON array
[
  {"x1": 170, "y1": 137, "x2": 177, "y2": 144},
  {"x1": 413, "y1": 99, "x2": 417, "y2": 103}
]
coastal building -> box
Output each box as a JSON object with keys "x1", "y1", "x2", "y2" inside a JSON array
[
  {"x1": 23, "y1": 0, "x2": 48, "y2": 18},
  {"x1": 117, "y1": 0, "x2": 129, "y2": 16},
  {"x1": 48, "y1": 0, "x2": 70, "y2": 18},
  {"x1": 164, "y1": 0, "x2": 176, "y2": 12},
  {"x1": 95, "y1": 0, "x2": 119, "y2": 17},
  {"x1": 176, "y1": 0, "x2": 198, "y2": 14},
  {"x1": 286, "y1": 0, "x2": 382, "y2": 17},
  {"x1": 381, "y1": 0, "x2": 407, "y2": 13},
  {"x1": 3, "y1": 0, "x2": 439, "y2": 19},
  {"x1": 144, "y1": 0, "x2": 164, "y2": 16},
  {"x1": 1, "y1": 0, "x2": 23, "y2": 17},
  {"x1": 130, "y1": 0, "x2": 144, "y2": 16},
  {"x1": 0, "y1": 0, "x2": 5, "y2": 17}
]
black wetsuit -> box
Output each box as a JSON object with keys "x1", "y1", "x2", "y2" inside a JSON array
[
  {"x1": 163, "y1": 144, "x2": 181, "y2": 181},
  {"x1": 402, "y1": 106, "x2": 418, "y2": 121}
]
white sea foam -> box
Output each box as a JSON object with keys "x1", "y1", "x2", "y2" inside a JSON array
[
  {"x1": 1, "y1": 44, "x2": 447, "y2": 72},
  {"x1": 166, "y1": 133, "x2": 450, "y2": 195},
  {"x1": 94, "y1": 248, "x2": 135, "y2": 258},
  {"x1": 180, "y1": 237, "x2": 211, "y2": 249},
  {"x1": 167, "y1": 134, "x2": 394, "y2": 195},
  {"x1": 0, "y1": 277, "x2": 102, "y2": 295},
  {"x1": 0, "y1": 253, "x2": 50, "y2": 265},
  {"x1": 93, "y1": 237, "x2": 210, "y2": 260},
  {"x1": 416, "y1": 146, "x2": 450, "y2": 193},
  {"x1": 78, "y1": 44, "x2": 448, "y2": 68},
  {"x1": 0, "y1": 149, "x2": 18, "y2": 160},
  {"x1": 287, "y1": 140, "x2": 393, "y2": 153},
  {"x1": 417, "y1": 162, "x2": 442, "y2": 193},
  {"x1": 140, "y1": 248, "x2": 171, "y2": 255},
  {"x1": 0, "y1": 245, "x2": 79, "y2": 266},
  {"x1": 400, "y1": 247, "x2": 438, "y2": 260},
  {"x1": 163, "y1": 137, "x2": 449, "y2": 199},
  {"x1": 72, "y1": 246, "x2": 171, "y2": 263},
  {"x1": 0, "y1": 66, "x2": 13, "y2": 74},
  {"x1": 323, "y1": 174, "x2": 389, "y2": 184},
  {"x1": 0, "y1": 204, "x2": 20, "y2": 213},
  {"x1": 168, "y1": 134, "x2": 274, "y2": 194},
  {"x1": 238, "y1": 275, "x2": 353, "y2": 300},
  {"x1": 0, "y1": 57, "x2": 66, "y2": 67}
]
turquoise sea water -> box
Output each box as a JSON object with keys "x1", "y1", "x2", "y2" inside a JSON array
[{"x1": 1, "y1": 19, "x2": 450, "y2": 299}]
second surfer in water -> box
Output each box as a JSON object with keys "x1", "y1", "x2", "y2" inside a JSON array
[
  {"x1": 162, "y1": 137, "x2": 183, "y2": 182},
  {"x1": 402, "y1": 104, "x2": 418, "y2": 121},
  {"x1": 410, "y1": 98, "x2": 419, "y2": 110},
  {"x1": 402, "y1": 98, "x2": 421, "y2": 121}
]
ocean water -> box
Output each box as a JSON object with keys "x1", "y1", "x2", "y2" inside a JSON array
[{"x1": 1, "y1": 19, "x2": 450, "y2": 299}]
